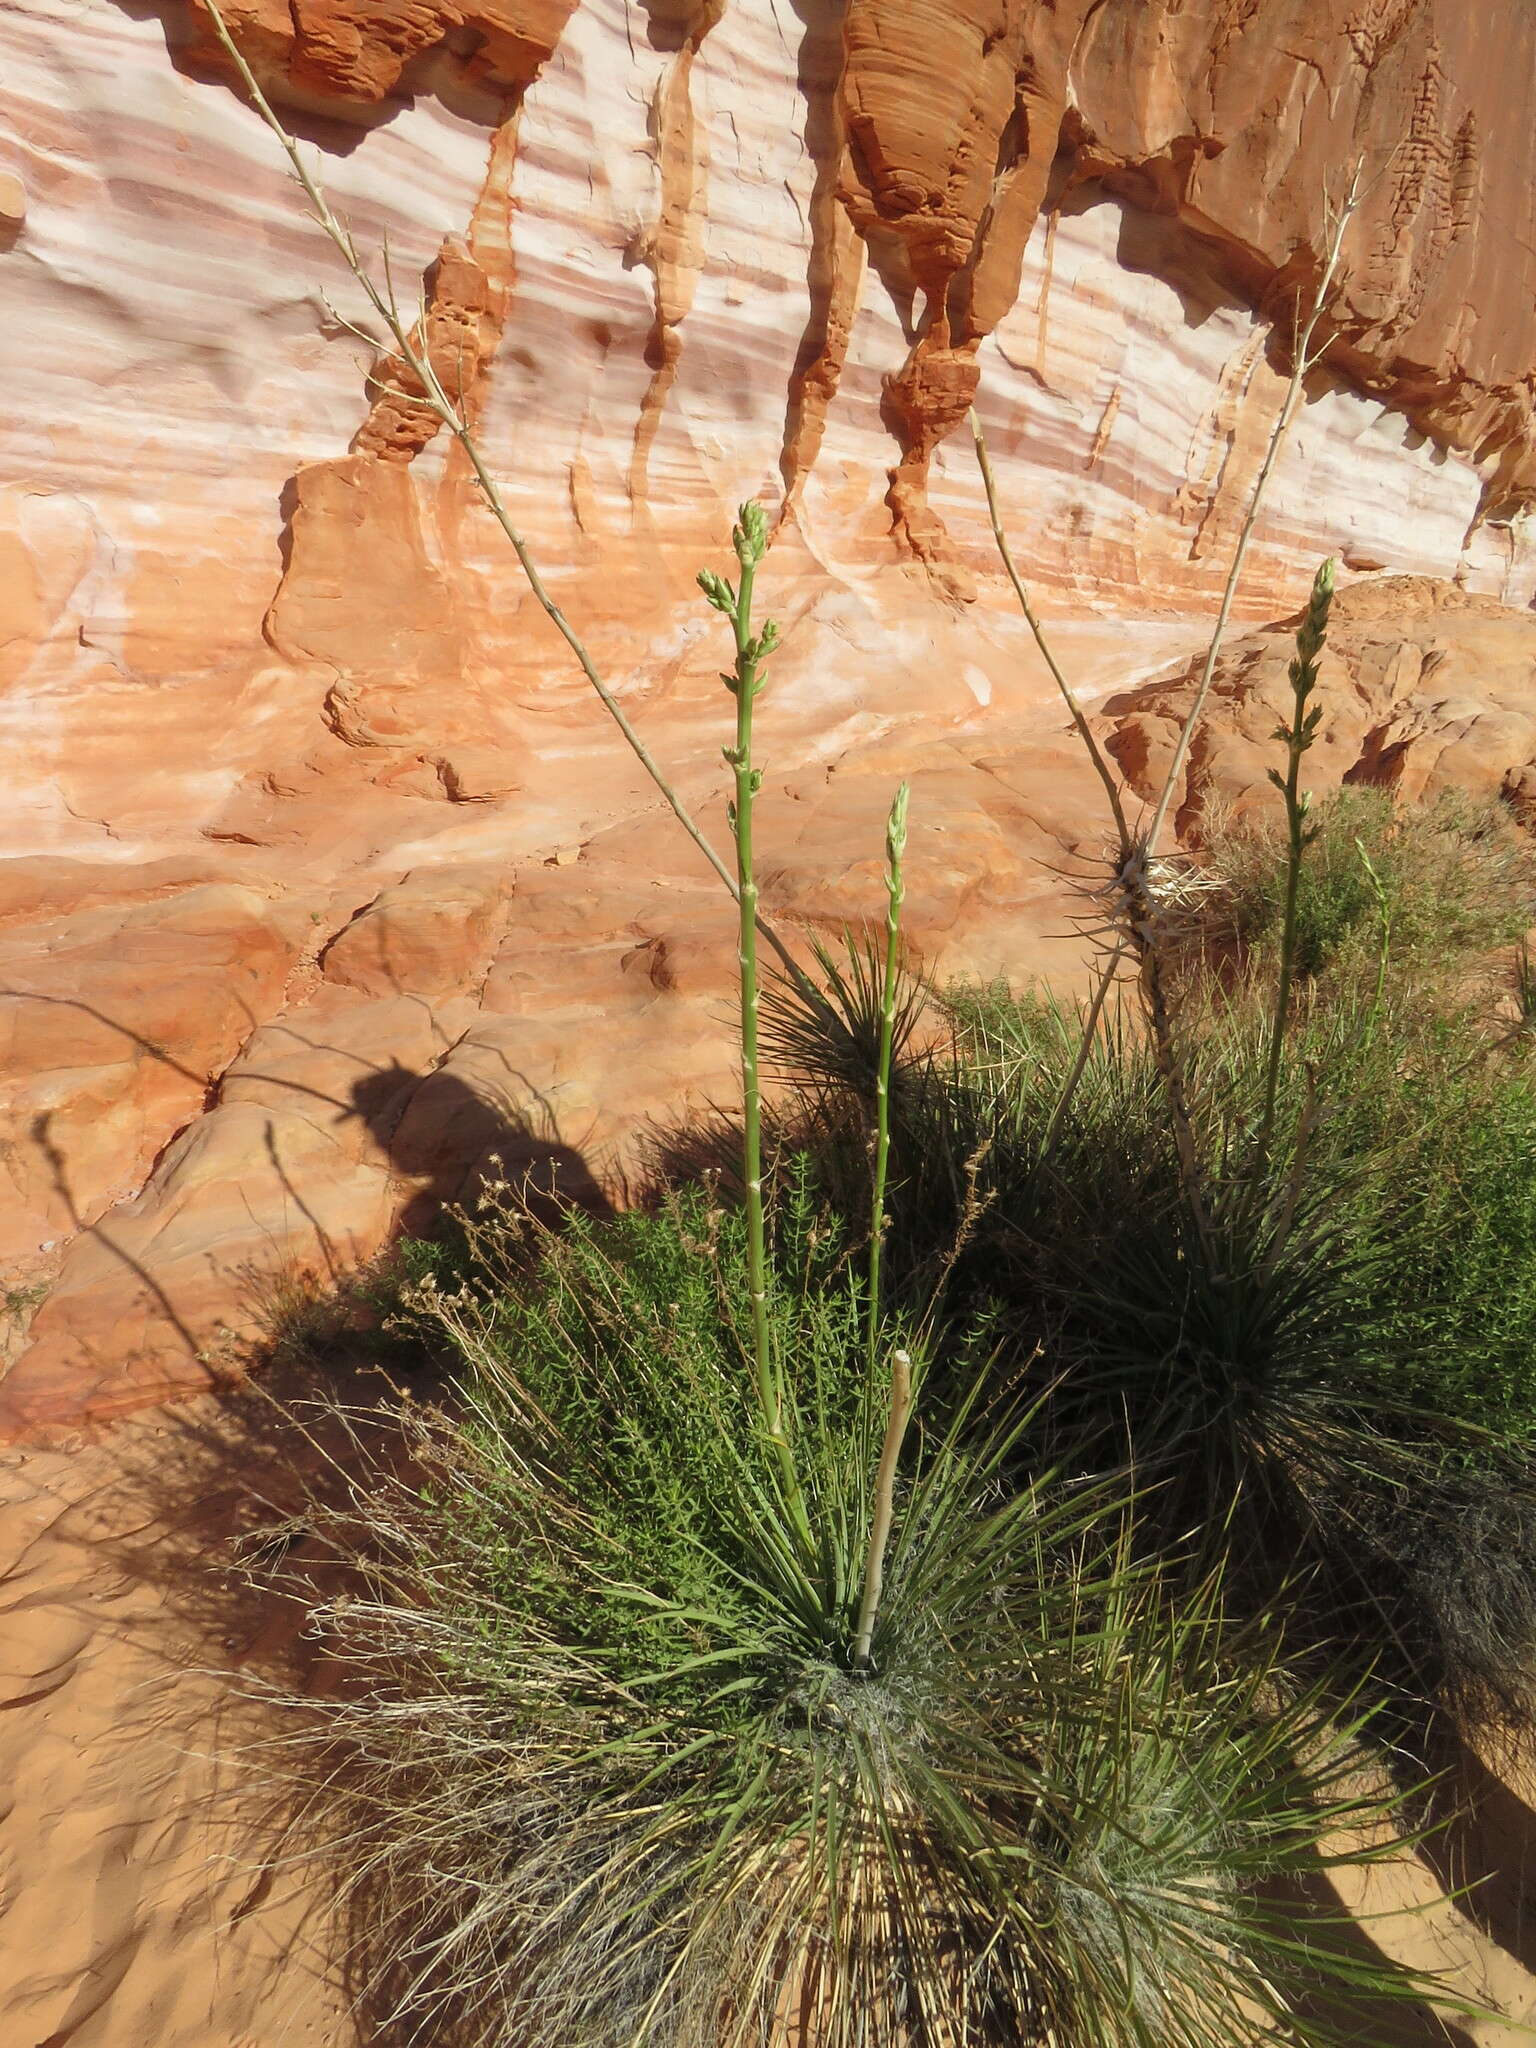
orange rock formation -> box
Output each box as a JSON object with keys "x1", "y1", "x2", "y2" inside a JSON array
[{"x1": 5, "y1": 0, "x2": 1536, "y2": 1429}]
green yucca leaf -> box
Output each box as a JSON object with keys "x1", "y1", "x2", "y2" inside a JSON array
[{"x1": 257, "y1": 1190, "x2": 1466, "y2": 2048}]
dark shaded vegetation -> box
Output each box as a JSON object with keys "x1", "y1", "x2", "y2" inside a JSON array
[{"x1": 241, "y1": 785, "x2": 1536, "y2": 2046}]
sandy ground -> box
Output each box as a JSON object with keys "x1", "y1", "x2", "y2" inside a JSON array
[
  {"x1": 0, "y1": 1384, "x2": 354, "y2": 2048},
  {"x1": 2, "y1": 1376, "x2": 1536, "y2": 2048}
]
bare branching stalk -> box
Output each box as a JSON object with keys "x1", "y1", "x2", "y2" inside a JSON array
[
  {"x1": 852, "y1": 1347, "x2": 913, "y2": 1670},
  {"x1": 970, "y1": 412, "x2": 1133, "y2": 861},
  {"x1": 1145, "y1": 166, "x2": 1362, "y2": 853},
  {"x1": 1257, "y1": 556, "x2": 1336, "y2": 1157},
  {"x1": 865, "y1": 782, "x2": 910, "y2": 1369},
  {"x1": 1040, "y1": 940, "x2": 1127, "y2": 1156},
  {"x1": 971, "y1": 167, "x2": 1362, "y2": 1253},
  {"x1": 200, "y1": 0, "x2": 809, "y2": 988},
  {"x1": 969, "y1": 409, "x2": 1213, "y2": 1231},
  {"x1": 970, "y1": 412, "x2": 1133, "y2": 1143}
]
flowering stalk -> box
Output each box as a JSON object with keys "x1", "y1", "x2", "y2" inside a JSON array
[
  {"x1": 852, "y1": 1347, "x2": 913, "y2": 1671},
  {"x1": 698, "y1": 509, "x2": 807, "y2": 1530},
  {"x1": 1258, "y1": 556, "x2": 1335, "y2": 1158},
  {"x1": 866, "y1": 782, "x2": 910, "y2": 1369}
]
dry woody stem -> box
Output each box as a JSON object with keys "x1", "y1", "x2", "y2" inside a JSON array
[
  {"x1": 972, "y1": 164, "x2": 1363, "y2": 1251},
  {"x1": 200, "y1": 0, "x2": 808, "y2": 989},
  {"x1": 852, "y1": 1347, "x2": 914, "y2": 1669},
  {"x1": 1146, "y1": 164, "x2": 1363, "y2": 852}
]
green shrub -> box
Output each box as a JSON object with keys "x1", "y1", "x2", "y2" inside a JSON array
[
  {"x1": 204, "y1": 25, "x2": 1502, "y2": 2034},
  {"x1": 274, "y1": 1190, "x2": 1442, "y2": 2048},
  {"x1": 1205, "y1": 786, "x2": 1536, "y2": 984},
  {"x1": 1354, "y1": 1049, "x2": 1536, "y2": 1434},
  {"x1": 765, "y1": 958, "x2": 1536, "y2": 1726}
]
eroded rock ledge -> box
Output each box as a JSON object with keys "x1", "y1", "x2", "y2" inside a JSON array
[{"x1": 5, "y1": 0, "x2": 1536, "y2": 1427}]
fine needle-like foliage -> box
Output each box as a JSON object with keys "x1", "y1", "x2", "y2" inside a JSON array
[{"x1": 264, "y1": 1188, "x2": 1448, "y2": 2048}]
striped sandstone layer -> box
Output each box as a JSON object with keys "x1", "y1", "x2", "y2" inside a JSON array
[{"x1": 4, "y1": 0, "x2": 1536, "y2": 1424}]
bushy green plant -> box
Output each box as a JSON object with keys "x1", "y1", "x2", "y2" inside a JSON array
[
  {"x1": 1205, "y1": 785, "x2": 1536, "y2": 985},
  {"x1": 279, "y1": 1190, "x2": 1443, "y2": 2048},
  {"x1": 206, "y1": 20, "x2": 1496, "y2": 2032},
  {"x1": 768, "y1": 955, "x2": 1536, "y2": 1724},
  {"x1": 1351, "y1": 1037, "x2": 1536, "y2": 1437}
]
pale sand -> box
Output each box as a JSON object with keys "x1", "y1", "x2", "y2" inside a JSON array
[
  {"x1": 1, "y1": 1380, "x2": 1534, "y2": 2048},
  {"x1": 0, "y1": 1388, "x2": 353, "y2": 2048}
]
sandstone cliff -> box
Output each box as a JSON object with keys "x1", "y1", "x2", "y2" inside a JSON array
[{"x1": 5, "y1": 0, "x2": 1536, "y2": 1426}]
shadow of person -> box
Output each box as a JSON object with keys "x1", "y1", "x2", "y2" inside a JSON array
[{"x1": 343, "y1": 1061, "x2": 615, "y2": 1240}]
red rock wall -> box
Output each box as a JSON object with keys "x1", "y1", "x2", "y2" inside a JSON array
[{"x1": 4, "y1": 0, "x2": 1536, "y2": 1428}]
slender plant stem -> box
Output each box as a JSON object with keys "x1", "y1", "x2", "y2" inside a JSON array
[
  {"x1": 1145, "y1": 168, "x2": 1362, "y2": 854},
  {"x1": 1355, "y1": 837, "x2": 1393, "y2": 1057},
  {"x1": 728, "y1": 533, "x2": 773, "y2": 1442},
  {"x1": 969, "y1": 414, "x2": 1143, "y2": 1155},
  {"x1": 970, "y1": 422, "x2": 1214, "y2": 1244},
  {"x1": 852, "y1": 1347, "x2": 913, "y2": 1670},
  {"x1": 200, "y1": 0, "x2": 811, "y2": 990},
  {"x1": 970, "y1": 412, "x2": 1132, "y2": 861},
  {"x1": 701, "y1": 512, "x2": 810, "y2": 1537},
  {"x1": 1041, "y1": 940, "x2": 1126, "y2": 1155},
  {"x1": 866, "y1": 783, "x2": 910, "y2": 1369},
  {"x1": 1257, "y1": 557, "x2": 1336, "y2": 1157}
]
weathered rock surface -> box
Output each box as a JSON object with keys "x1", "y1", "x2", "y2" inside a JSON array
[
  {"x1": 5, "y1": 0, "x2": 1536, "y2": 1429},
  {"x1": 1107, "y1": 577, "x2": 1536, "y2": 837}
]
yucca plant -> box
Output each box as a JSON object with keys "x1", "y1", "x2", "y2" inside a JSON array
[
  {"x1": 767, "y1": 929, "x2": 1536, "y2": 1725},
  {"x1": 264, "y1": 1187, "x2": 1449, "y2": 2048}
]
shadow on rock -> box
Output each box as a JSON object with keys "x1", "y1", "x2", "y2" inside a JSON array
[{"x1": 342, "y1": 1058, "x2": 615, "y2": 1237}]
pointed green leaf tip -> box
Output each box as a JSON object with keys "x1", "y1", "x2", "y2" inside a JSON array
[{"x1": 886, "y1": 781, "x2": 910, "y2": 866}]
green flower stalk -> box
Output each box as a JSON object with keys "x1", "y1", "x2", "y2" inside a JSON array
[
  {"x1": 1258, "y1": 555, "x2": 1336, "y2": 1158},
  {"x1": 849, "y1": 785, "x2": 913, "y2": 1673},
  {"x1": 698, "y1": 506, "x2": 804, "y2": 1522},
  {"x1": 1356, "y1": 835, "x2": 1394, "y2": 1055},
  {"x1": 866, "y1": 781, "x2": 910, "y2": 1369}
]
